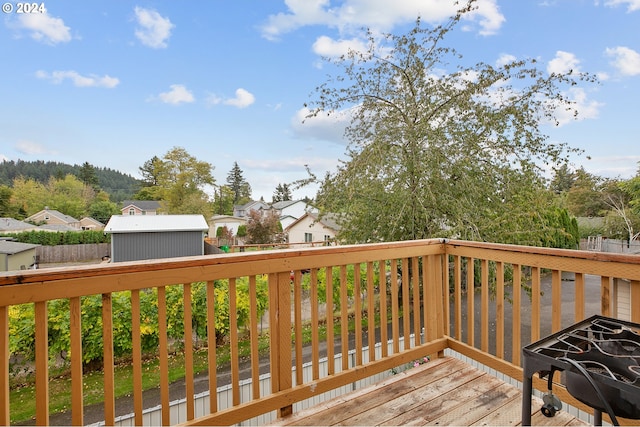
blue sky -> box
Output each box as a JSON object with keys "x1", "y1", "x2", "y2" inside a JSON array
[{"x1": 1, "y1": 0, "x2": 639, "y2": 201}]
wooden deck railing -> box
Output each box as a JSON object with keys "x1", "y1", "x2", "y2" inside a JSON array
[{"x1": 0, "y1": 239, "x2": 639, "y2": 426}]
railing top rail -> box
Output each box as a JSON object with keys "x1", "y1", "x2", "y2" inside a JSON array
[
  {"x1": 0, "y1": 238, "x2": 445, "y2": 288},
  {"x1": 446, "y1": 239, "x2": 640, "y2": 264}
]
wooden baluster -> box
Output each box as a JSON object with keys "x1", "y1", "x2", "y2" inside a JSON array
[
  {"x1": 249, "y1": 275, "x2": 261, "y2": 398},
  {"x1": 340, "y1": 265, "x2": 349, "y2": 371},
  {"x1": 354, "y1": 263, "x2": 363, "y2": 367},
  {"x1": 0, "y1": 306, "x2": 9, "y2": 427},
  {"x1": 551, "y1": 270, "x2": 562, "y2": 332},
  {"x1": 466, "y1": 258, "x2": 475, "y2": 347},
  {"x1": 69, "y1": 297, "x2": 84, "y2": 426},
  {"x1": 512, "y1": 264, "x2": 521, "y2": 366},
  {"x1": 206, "y1": 281, "x2": 217, "y2": 413},
  {"x1": 184, "y1": 283, "x2": 195, "y2": 420},
  {"x1": 575, "y1": 273, "x2": 585, "y2": 322},
  {"x1": 130, "y1": 290, "x2": 143, "y2": 426},
  {"x1": 101, "y1": 295, "x2": 115, "y2": 427},
  {"x1": 495, "y1": 262, "x2": 505, "y2": 360},
  {"x1": 411, "y1": 257, "x2": 421, "y2": 347},
  {"x1": 229, "y1": 278, "x2": 240, "y2": 406},
  {"x1": 481, "y1": 259, "x2": 489, "y2": 353},
  {"x1": 157, "y1": 287, "x2": 170, "y2": 426},
  {"x1": 310, "y1": 269, "x2": 320, "y2": 379}
]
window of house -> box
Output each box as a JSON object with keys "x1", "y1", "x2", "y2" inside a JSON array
[
  {"x1": 304, "y1": 232, "x2": 313, "y2": 242},
  {"x1": 129, "y1": 208, "x2": 135, "y2": 215}
]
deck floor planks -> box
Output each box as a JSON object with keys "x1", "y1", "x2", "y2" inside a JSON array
[
  {"x1": 276, "y1": 358, "x2": 458, "y2": 426},
  {"x1": 271, "y1": 356, "x2": 588, "y2": 426},
  {"x1": 341, "y1": 361, "x2": 484, "y2": 425}
]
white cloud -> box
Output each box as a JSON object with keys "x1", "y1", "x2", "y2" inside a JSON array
[
  {"x1": 260, "y1": 0, "x2": 504, "y2": 41},
  {"x1": 14, "y1": 12, "x2": 72, "y2": 45},
  {"x1": 549, "y1": 87, "x2": 603, "y2": 126},
  {"x1": 134, "y1": 6, "x2": 174, "y2": 49},
  {"x1": 312, "y1": 35, "x2": 368, "y2": 57},
  {"x1": 604, "y1": 0, "x2": 640, "y2": 12},
  {"x1": 605, "y1": 46, "x2": 640, "y2": 76},
  {"x1": 15, "y1": 140, "x2": 53, "y2": 155},
  {"x1": 547, "y1": 51, "x2": 581, "y2": 75},
  {"x1": 35, "y1": 70, "x2": 120, "y2": 88},
  {"x1": 223, "y1": 88, "x2": 255, "y2": 108},
  {"x1": 155, "y1": 84, "x2": 195, "y2": 105},
  {"x1": 291, "y1": 107, "x2": 351, "y2": 144},
  {"x1": 495, "y1": 53, "x2": 517, "y2": 68},
  {"x1": 207, "y1": 88, "x2": 256, "y2": 108}
]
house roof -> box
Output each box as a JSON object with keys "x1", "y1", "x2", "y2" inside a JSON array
[
  {"x1": 38, "y1": 224, "x2": 78, "y2": 232},
  {"x1": 121, "y1": 200, "x2": 162, "y2": 211},
  {"x1": 271, "y1": 200, "x2": 300, "y2": 209},
  {"x1": 25, "y1": 209, "x2": 79, "y2": 224},
  {"x1": 80, "y1": 217, "x2": 104, "y2": 226},
  {"x1": 0, "y1": 218, "x2": 37, "y2": 232},
  {"x1": 104, "y1": 215, "x2": 209, "y2": 234},
  {"x1": 234, "y1": 200, "x2": 271, "y2": 211},
  {"x1": 0, "y1": 240, "x2": 40, "y2": 255},
  {"x1": 285, "y1": 212, "x2": 342, "y2": 232},
  {"x1": 210, "y1": 214, "x2": 246, "y2": 222}
]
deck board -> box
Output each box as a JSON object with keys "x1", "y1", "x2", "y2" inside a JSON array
[{"x1": 271, "y1": 356, "x2": 587, "y2": 426}]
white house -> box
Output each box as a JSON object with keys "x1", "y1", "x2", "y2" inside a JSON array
[
  {"x1": 209, "y1": 214, "x2": 246, "y2": 237},
  {"x1": 285, "y1": 212, "x2": 340, "y2": 245}
]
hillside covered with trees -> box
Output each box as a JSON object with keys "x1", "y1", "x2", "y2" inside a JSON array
[{"x1": 0, "y1": 160, "x2": 141, "y2": 203}]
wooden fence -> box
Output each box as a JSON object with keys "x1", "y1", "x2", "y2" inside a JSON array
[{"x1": 36, "y1": 243, "x2": 110, "y2": 264}]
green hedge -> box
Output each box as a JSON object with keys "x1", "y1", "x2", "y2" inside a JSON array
[{"x1": 1, "y1": 230, "x2": 110, "y2": 245}]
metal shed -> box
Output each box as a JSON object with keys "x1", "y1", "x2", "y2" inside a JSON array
[{"x1": 104, "y1": 215, "x2": 209, "y2": 262}]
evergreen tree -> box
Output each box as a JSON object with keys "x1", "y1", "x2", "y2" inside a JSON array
[
  {"x1": 273, "y1": 183, "x2": 292, "y2": 203},
  {"x1": 226, "y1": 162, "x2": 252, "y2": 204}
]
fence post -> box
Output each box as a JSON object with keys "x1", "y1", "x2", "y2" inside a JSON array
[{"x1": 269, "y1": 271, "x2": 293, "y2": 417}]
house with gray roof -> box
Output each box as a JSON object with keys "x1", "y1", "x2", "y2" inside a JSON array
[
  {"x1": 0, "y1": 218, "x2": 40, "y2": 233},
  {"x1": 24, "y1": 208, "x2": 80, "y2": 229},
  {"x1": 121, "y1": 200, "x2": 162, "y2": 216},
  {"x1": 285, "y1": 212, "x2": 341, "y2": 246},
  {"x1": 104, "y1": 214, "x2": 209, "y2": 262}
]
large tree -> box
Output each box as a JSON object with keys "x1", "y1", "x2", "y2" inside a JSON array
[
  {"x1": 135, "y1": 147, "x2": 215, "y2": 216},
  {"x1": 307, "y1": 2, "x2": 595, "y2": 244},
  {"x1": 226, "y1": 161, "x2": 252, "y2": 205}
]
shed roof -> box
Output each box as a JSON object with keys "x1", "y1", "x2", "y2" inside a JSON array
[
  {"x1": 104, "y1": 215, "x2": 209, "y2": 234},
  {"x1": 0, "y1": 240, "x2": 39, "y2": 255}
]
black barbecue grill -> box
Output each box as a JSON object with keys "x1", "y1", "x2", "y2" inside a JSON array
[{"x1": 522, "y1": 315, "x2": 640, "y2": 426}]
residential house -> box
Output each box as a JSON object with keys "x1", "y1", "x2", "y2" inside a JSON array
[
  {"x1": 121, "y1": 200, "x2": 162, "y2": 216},
  {"x1": 271, "y1": 200, "x2": 316, "y2": 229},
  {"x1": 25, "y1": 208, "x2": 80, "y2": 230},
  {"x1": 0, "y1": 218, "x2": 41, "y2": 234},
  {"x1": 104, "y1": 214, "x2": 209, "y2": 262},
  {"x1": 285, "y1": 212, "x2": 340, "y2": 245},
  {"x1": 209, "y1": 214, "x2": 246, "y2": 239},
  {"x1": 80, "y1": 217, "x2": 105, "y2": 231},
  {"x1": 233, "y1": 200, "x2": 271, "y2": 218},
  {"x1": 0, "y1": 240, "x2": 40, "y2": 271}
]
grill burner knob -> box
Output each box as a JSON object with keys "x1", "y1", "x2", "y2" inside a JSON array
[{"x1": 541, "y1": 392, "x2": 562, "y2": 418}]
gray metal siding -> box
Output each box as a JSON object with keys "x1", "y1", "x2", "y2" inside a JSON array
[{"x1": 112, "y1": 231, "x2": 204, "y2": 262}]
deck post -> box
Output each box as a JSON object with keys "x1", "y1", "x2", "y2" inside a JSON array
[{"x1": 269, "y1": 271, "x2": 293, "y2": 417}]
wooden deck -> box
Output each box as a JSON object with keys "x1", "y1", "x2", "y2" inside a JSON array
[{"x1": 271, "y1": 357, "x2": 587, "y2": 426}]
